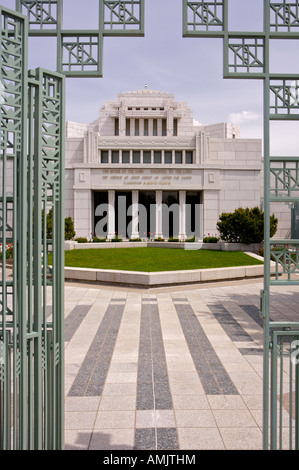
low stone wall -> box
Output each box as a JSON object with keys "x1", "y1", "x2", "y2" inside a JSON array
[
  {"x1": 64, "y1": 263, "x2": 266, "y2": 288},
  {"x1": 64, "y1": 252, "x2": 272, "y2": 288},
  {"x1": 65, "y1": 240, "x2": 263, "y2": 253}
]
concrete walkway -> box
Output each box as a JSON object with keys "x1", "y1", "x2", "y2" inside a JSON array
[{"x1": 63, "y1": 278, "x2": 298, "y2": 451}]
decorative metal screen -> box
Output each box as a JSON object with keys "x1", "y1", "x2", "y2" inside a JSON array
[
  {"x1": 183, "y1": 0, "x2": 299, "y2": 450},
  {"x1": 16, "y1": 0, "x2": 145, "y2": 77},
  {"x1": 0, "y1": 6, "x2": 65, "y2": 450}
]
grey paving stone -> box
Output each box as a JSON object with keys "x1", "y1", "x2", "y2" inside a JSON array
[
  {"x1": 134, "y1": 428, "x2": 156, "y2": 450},
  {"x1": 157, "y1": 428, "x2": 179, "y2": 450}
]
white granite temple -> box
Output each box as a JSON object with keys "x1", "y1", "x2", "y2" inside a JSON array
[{"x1": 65, "y1": 89, "x2": 265, "y2": 240}]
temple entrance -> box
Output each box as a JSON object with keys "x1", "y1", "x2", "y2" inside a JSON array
[
  {"x1": 138, "y1": 191, "x2": 156, "y2": 238},
  {"x1": 115, "y1": 191, "x2": 132, "y2": 239}
]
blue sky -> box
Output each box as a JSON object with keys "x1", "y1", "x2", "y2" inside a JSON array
[{"x1": 2, "y1": 0, "x2": 299, "y2": 154}]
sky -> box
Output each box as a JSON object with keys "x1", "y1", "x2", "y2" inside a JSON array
[{"x1": 2, "y1": 0, "x2": 299, "y2": 155}]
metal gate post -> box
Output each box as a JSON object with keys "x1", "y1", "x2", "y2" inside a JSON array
[
  {"x1": 1, "y1": 0, "x2": 145, "y2": 450},
  {"x1": 0, "y1": 6, "x2": 65, "y2": 450},
  {"x1": 183, "y1": 0, "x2": 299, "y2": 450}
]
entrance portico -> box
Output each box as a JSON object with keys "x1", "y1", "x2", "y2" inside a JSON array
[{"x1": 92, "y1": 189, "x2": 202, "y2": 240}]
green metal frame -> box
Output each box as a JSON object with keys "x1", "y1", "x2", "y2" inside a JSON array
[
  {"x1": 183, "y1": 0, "x2": 299, "y2": 450},
  {"x1": 1, "y1": 0, "x2": 145, "y2": 450},
  {"x1": 0, "y1": 6, "x2": 65, "y2": 450},
  {"x1": 16, "y1": 0, "x2": 145, "y2": 77}
]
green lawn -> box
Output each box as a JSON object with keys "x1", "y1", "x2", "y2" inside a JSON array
[{"x1": 55, "y1": 248, "x2": 263, "y2": 272}]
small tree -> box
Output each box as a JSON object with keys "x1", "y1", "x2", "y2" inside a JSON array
[
  {"x1": 65, "y1": 216, "x2": 76, "y2": 240},
  {"x1": 217, "y1": 207, "x2": 278, "y2": 244},
  {"x1": 42, "y1": 209, "x2": 76, "y2": 240}
]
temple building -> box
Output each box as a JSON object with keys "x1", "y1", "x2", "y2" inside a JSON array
[{"x1": 64, "y1": 89, "x2": 264, "y2": 240}]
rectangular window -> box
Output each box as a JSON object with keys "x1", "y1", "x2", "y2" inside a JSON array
[
  {"x1": 175, "y1": 151, "x2": 182, "y2": 164},
  {"x1": 186, "y1": 151, "x2": 193, "y2": 164},
  {"x1": 143, "y1": 151, "x2": 151, "y2": 164},
  {"x1": 101, "y1": 150, "x2": 109, "y2": 164},
  {"x1": 126, "y1": 119, "x2": 130, "y2": 136},
  {"x1": 114, "y1": 118, "x2": 119, "y2": 136},
  {"x1": 133, "y1": 151, "x2": 140, "y2": 163},
  {"x1": 153, "y1": 119, "x2": 158, "y2": 136},
  {"x1": 122, "y1": 151, "x2": 130, "y2": 164},
  {"x1": 144, "y1": 119, "x2": 149, "y2": 136},
  {"x1": 112, "y1": 151, "x2": 119, "y2": 163},
  {"x1": 135, "y1": 119, "x2": 139, "y2": 136},
  {"x1": 164, "y1": 151, "x2": 172, "y2": 164},
  {"x1": 154, "y1": 151, "x2": 162, "y2": 164}
]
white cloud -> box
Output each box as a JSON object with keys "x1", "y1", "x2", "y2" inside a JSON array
[{"x1": 228, "y1": 111, "x2": 261, "y2": 125}]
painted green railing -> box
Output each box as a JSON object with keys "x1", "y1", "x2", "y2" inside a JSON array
[{"x1": 183, "y1": 0, "x2": 299, "y2": 450}]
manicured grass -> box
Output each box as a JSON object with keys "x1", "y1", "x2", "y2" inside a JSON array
[{"x1": 54, "y1": 248, "x2": 263, "y2": 272}]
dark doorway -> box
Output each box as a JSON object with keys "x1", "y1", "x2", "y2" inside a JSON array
[
  {"x1": 139, "y1": 191, "x2": 156, "y2": 238},
  {"x1": 162, "y1": 191, "x2": 179, "y2": 239},
  {"x1": 186, "y1": 191, "x2": 202, "y2": 238},
  {"x1": 94, "y1": 191, "x2": 108, "y2": 238},
  {"x1": 115, "y1": 191, "x2": 132, "y2": 239}
]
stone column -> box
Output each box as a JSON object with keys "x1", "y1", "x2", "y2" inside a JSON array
[
  {"x1": 108, "y1": 190, "x2": 115, "y2": 240},
  {"x1": 131, "y1": 190, "x2": 139, "y2": 239},
  {"x1": 179, "y1": 190, "x2": 186, "y2": 240},
  {"x1": 155, "y1": 190, "x2": 163, "y2": 239}
]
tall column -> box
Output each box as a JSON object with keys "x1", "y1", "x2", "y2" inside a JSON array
[
  {"x1": 131, "y1": 190, "x2": 139, "y2": 239},
  {"x1": 179, "y1": 190, "x2": 186, "y2": 240},
  {"x1": 108, "y1": 190, "x2": 115, "y2": 240},
  {"x1": 155, "y1": 190, "x2": 163, "y2": 239}
]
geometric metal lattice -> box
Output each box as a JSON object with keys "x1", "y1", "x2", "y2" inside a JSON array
[
  {"x1": 228, "y1": 37, "x2": 265, "y2": 75},
  {"x1": 270, "y1": 79, "x2": 299, "y2": 118},
  {"x1": 16, "y1": 0, "x2": 145, "y2": 77},
  {"x1": 183, "y1": 0, "x2": 225, "y2": 34},
  {"x1": 270, "y1": 2, "x2": 299, "y2": 33},
  {"x1": 270, "y1": 158, "x2": 299, "y2": 201},
  {"x1": 183, "y1": 0, "x2": 299, "y2": 450},
  {"x1": 0, "y1": 6, "x2": 65, "y2": 450}
]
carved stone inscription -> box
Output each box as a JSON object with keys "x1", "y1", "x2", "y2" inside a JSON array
[{"x1": 92, "y1": 168, "x2": 202, "y2": 189}]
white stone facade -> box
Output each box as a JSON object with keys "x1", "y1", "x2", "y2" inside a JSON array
[{"x1": 65, "y1": 89, "x2": 266, "y2": 241}]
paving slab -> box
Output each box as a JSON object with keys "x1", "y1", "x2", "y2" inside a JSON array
[{"x1": 63, "y1": 279, "x2": 299, "y2": 451}]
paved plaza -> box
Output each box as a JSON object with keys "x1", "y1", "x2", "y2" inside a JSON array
[{"x1": 63, "y1": 278, "x2": 298, "y2": 451}]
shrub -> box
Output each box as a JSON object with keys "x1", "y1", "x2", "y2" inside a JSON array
[
  {"x1": 43, "y1": 209, "x2": 76, "y2": 240},
  {"x1": 0, "y1": 243, "x2": 13, "y2": 259},
  {"x1": 129, "y1": 238, "x2": 142, "y2": 242},
  {"x1": 65, "y1": 216, "x2": 76, "y2": 240},
  {"x1": 203, "y1": 234, "x2": 220, "y2": 243},
  {"x1": 75, "y1": 237, "x2": 88, "y2": 243},
  {"x1": 93, "y1": 236, "x2": 106, "y2": 243},
  {"x1": 185, "y1": 236, "x2": 196, "y2": 243},
  {"x1": 154, "y1": 237, "x2": 165, "y2": 242},
  {"x1": 111, "y1": 236, "x2": 123, "y2": 242},
  {"x1": 217, "y1": 207, "x2": 278, "y2": 244},
  {"x1": 168, "y1": 237, "x2": 180, "y2": 242}
]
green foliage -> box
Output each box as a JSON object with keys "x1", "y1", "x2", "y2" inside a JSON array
[
  {"x1": 93, "y1": 236, "x2": 106, "y2": 243},
  {"x1": 185, "y1": 236, "x2": 196, "y2": 243},
  {"x1": 111, "y1": 235, "x2": 123, "y2": 242},
  {"x1": 129, "y1": 238, "x2": 142, "y2": 242},
  {"x1": 168, "y1": 237, "x2": 180, "y2": 242},
  {"x1": 0, "y1": 243, "x2": 13, "y2": 259},
  {"x1": 43, "y1": 209, "x2": 76, "y2": 240},
  {"x1": 65, "y1": 216, "x2": 76, "y2": 240},
  {"x1": 75, "y1": 237, "x2": 88, "y2": 243},
  {"x1": 203, "y1": 235, "x2": 220, "y2": 243},
  {"x1": 217, "y1": 207, "x2": 278, "y2": 244}
]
